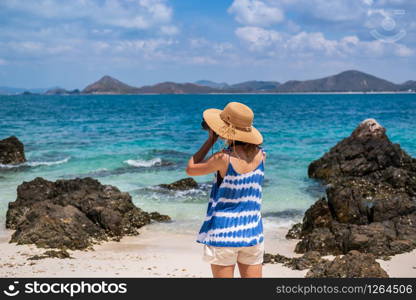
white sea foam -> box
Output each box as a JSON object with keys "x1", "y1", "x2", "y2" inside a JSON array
[
  {"x1": 262, "y1": 217, "x2": 299, "y2": 230},
  {"x1": 0, "y1": 157, "x2": 71, "y2": 169},
  {"x1": 124, "y1": 157, "x2": 162, "y2": 168}
]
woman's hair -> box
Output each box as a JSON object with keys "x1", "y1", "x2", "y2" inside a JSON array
[{"x1": 227, "y1": 140, "x2": 259, "y2": 161}]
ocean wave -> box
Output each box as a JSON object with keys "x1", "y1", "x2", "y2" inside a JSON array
[
  {"x1": 262, "y1": 217, "x2": 300, "y2": 229},
  {"x1": 0, "y1": 157, "x2": 71, "y2": 169},
  {"x1": 132, "y1": 184, "x2": 210, "y2": 204},
  {"x1": 124, "y1": 157, "x2": 162, "y2": 168}
]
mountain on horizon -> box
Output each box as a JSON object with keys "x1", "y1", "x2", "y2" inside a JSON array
[
  {"x1": 195, "y1": 80, "x2": 281, "y2": 92},
  {"x1": 228, "y1": 80, "x2": 280, "y2": 92},
  {"x1": 277, "y1": 70, "x2": 399, "y2": 92},
  {"x1": 2, "y1": 70, "x2": 414, "y2": 95},
  {"x1": 0, "y1": 86, "x2": 54, "y2": 95},
  {"x1": 45, "y1": 87, "x2": 80, "y2": 95},
  {"x1": 400, "y1": 80, "x2": 416, "y2": 91},
  {"x1": 82, "y1": 76, "x2": 219, "y2": 94},
  {"x1": 195, "y1": 80, "x2": 229, "y2": 89},
  {"x1": 137, "y1": 82, "x2": 218, "y2": 94},
  {"x1": 82, "y1": 75, "x2": 140, "y2": 94}
]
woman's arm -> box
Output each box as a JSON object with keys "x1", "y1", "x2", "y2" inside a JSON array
[
  {"x1": 193, "y1": 130, "x2": 218, "y2": 164},
  {"x1": 186, "y1": 130, "x2": 224, "y2": 176}
]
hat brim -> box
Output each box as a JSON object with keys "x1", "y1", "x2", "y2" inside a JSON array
[{"x1": 203, "y1": 108, "x2": 263, "y2": 145}]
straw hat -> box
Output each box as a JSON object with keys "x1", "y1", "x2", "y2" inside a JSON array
[{"x1": 203, "y1": 102, "x2": 263, "y2": 145}]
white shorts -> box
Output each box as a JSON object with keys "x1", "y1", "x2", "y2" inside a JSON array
[{"x1": 202, "y1": 242, "x2": 264, "y2": 266}]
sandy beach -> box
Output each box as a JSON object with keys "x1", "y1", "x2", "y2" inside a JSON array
[{"x1": 1, "y1": 224, "x2": 415, "y2": 278}]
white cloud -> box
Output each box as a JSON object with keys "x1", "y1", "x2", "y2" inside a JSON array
[
  {"x1": 92, "y1": 41, "x2": 110, "y2": 53},
  {"x1": 235, "y1": 26, "x2": 281, "y2": 51},
  {"x1": 395, "y1": 44, "x2": 414, "y2": 57},
  {"x1": 0, "y1": 0, "x2": 181, "y2": 64},
  {"x1": 189, "y1": 38, "x2": 233, "y2": 55},
  {"x1": 301, "y1": 0, "x2": 366, "y2": 22},
  {"x1": 189, "y1": 38, "x2": 208, "y2": 48},
  {"x1": 0, "y1": 0, "x2": 174, "y2": 30},
  {"x1": 139, "y1": 0, "x2": 173, "y2": 23},
  {"x1": 3, "y1": 41, "x2": 74, "y2": 56},
  {"x1": 228, "y1": 0, "x2": 284, "y2": 27},
  {"x1": 274, "y1": 0, "x2": 367, "y2": 22},
  {"x1": 213, "y1": 42, "x2": 233, "y2": 54},
  {"x1": 160, "y1": 25, "x2": 179, "y2": 35},
  {"x1": 286, "y1": 20, "x2": 302, "y2": 33},
  {"x1": 113, "y1": 38, "x2": 176, "y2": 54},
  {"x1": 234, "y1": 26, "x2": 414, "y2": 59},
  {"x1": 286, "y1": 32, "x2": 338, "y2": 55},
  {"x1": 190, "y1": 56, "x2": 218, "y2": 65}
]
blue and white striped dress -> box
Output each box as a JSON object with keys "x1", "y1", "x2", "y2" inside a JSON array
[{"x1": 197, "y1": 148, "x2": 265, "y2": 247}]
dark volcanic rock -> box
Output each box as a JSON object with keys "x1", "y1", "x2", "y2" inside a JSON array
[
  {"x1": 149, "y1": 211, "x2": 172, "y2": 222},
  {"x1": 263, "y1": 253, "x2": 291, "y2": 265},
  {"x1": 308, "y1": 119, "x2": 416, "y2": 182},
  {"x1": 263, "y1": 251, "x2": 323, "y2": 270},
  {"x1": 286, "y1": 251, "x2": 322, "y2": 270},
  {"x1": 299, "y1": 198, "x2": 333, "y2": 234},
  {"x1": 28, "y1": 250, "x2": 72, "y2": 260},
  {"x1": 292, "y1": 119, "x2": 416, "y2": 257},
  {"x1": 306, "y1": 250, "x2": 389, "y2": 278},
  {"x1": 0, "y1": 136, "x2": 26, "y2": 164},
  {"x1": 158, "y1": 177, "x2": 198, "y2": 190},
  {"x1": 6, "y1": 177, "x2": 170, "y2": 250},
  {"x1": 286, "y1": 222, "x2": 302, "y2": 239},
  {"x1": 10, "y1": 201, "x2": 104, "y2": 249},
  {"x1": 264, "y1": 249, "x2": 389, "y2": 278},
  {"x1": 295, "y1": 227, "x2": 341, "y2": 255}
]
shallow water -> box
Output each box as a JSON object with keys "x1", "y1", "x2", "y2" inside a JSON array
[{"x1": 1, "y1": 94, "x2": 415, "y2": 234}]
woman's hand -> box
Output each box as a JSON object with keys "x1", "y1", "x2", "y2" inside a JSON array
[{"x1": 186, "y1": 129, "x2": 222, "y2": 176}]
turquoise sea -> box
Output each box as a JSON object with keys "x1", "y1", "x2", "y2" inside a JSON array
[{"x1": 1, "y1": 94, "x2": 416, "y2": 235}]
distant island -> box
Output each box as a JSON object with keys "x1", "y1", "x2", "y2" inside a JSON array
[{"x1": 1, "y1": 70, "x2": 415, "y2": 95}]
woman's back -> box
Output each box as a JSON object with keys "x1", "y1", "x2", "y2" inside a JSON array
[
  {"x1": 229, "y1": 146, "x2": 264, "y2": 174},
  {"x1": 197, "y1": 146, "x2": 265, "y2": 247},
  {"x1": 217, "y1": 145, "x2": 265, "y2": 178}
]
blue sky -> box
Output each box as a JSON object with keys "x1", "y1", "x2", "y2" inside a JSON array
[{"x1": 0, "y1": 0, "x2": 415, "y2": 89}]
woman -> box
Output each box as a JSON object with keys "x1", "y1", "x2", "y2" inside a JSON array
[{"x1": 186, "y1": 101, "x2": 266, "y2": 278}]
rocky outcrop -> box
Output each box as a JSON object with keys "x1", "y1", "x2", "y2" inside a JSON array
[
  {"x1": 264, "y1": 249, "x2": 389, "y2": 278},
  {"x1": 28, "y1": 250, "x2": 72, "y2": 260},
  {"x1": 308, "y1": 119, "x2": 414, "y2": 182},
  {"x1": 6, "y1": 177, "x2": 171, "y2": 250},
  {"x1": 285, "y1": 222, "x2": 302, "y2": 239},
  {"x1": 0, "y1": 136, "x2": 26, "y2": 164},
  {"x1": 264, "y1": 251, "x2": 322, "y2": 270},
  {"x1": 158, "y1": 178, "x2": 198, "y2": 190},
  {"x1": 306, "y1": 250, "x2": 389, "y2": 278},
  {"x1": 290, "y1": 119, "x2": 416, "y2": 257},
  {"x1": 149, "y1": 211, "x2": 172, "y2": 222}
]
